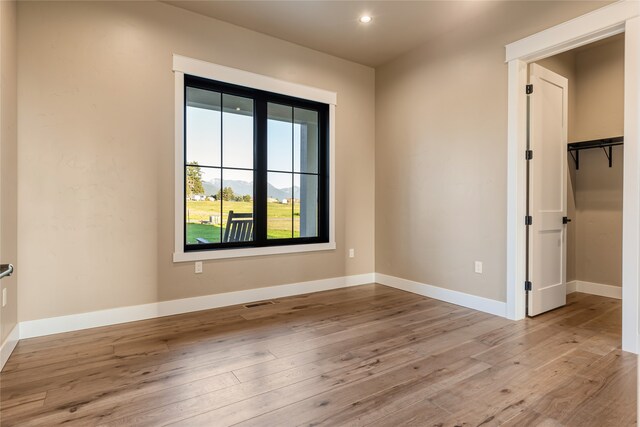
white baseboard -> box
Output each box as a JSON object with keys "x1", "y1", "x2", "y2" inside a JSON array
[
  {"x1": 6, "y1": 273, "x2": 628, "y2": 365},
  {"x1": 375, "y1": 273, "x2": 507, "y2": 318},
  {"x1": 571, "y1": 280, "x2": 622, "y2": 299},
  {"x1": 19, "y1": 273, "x2": 375, "y2": 340},
  {"x1": 1, "y1": 324, "x2": 19, "y2": 371},
  {"x1": 12, "y1": 272, "x2": 512, "y2": 352}
]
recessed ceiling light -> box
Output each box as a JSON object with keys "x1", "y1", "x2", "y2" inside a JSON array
[{"x1": 359, "y1": 15, "x2": 372, "y2": 24}]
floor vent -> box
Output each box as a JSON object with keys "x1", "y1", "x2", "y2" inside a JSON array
[{"x1": 244, "y1": 301, "x2": 275, "y2": 308}]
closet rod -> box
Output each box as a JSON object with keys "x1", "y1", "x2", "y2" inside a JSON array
[{"x1": 567, "y1": 136, "x2": 623, "y2": 170}]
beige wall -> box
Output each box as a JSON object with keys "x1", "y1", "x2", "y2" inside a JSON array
[
  {"x1": 375, "y1": 1, "x2": 609, "y2": 302},
  {"x1": 574, "y1": 35, "x2": 625, "y2": 142},
  {"x1": 573, "y1": 36, "x2": 624, "y2": 287},
  {"x1": 574, "y1": 147, "x2": 623, "y2": 286},
  {"x1": 17, "y1": 1, "x2": 375, "y2": 322},
  {"x1": 1, "y1": 0, "x2": 18, "y2": 344}
]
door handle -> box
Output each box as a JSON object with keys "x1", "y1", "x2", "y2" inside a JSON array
[
  {"x1": 0, "y1": 264, "x2": 14, "y2": 279},
  {"x1": 562, "y1": 217, "x2": 572, "y2": 224}
]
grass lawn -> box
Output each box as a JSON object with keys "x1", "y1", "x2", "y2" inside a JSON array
[
  {"x1": 186, "y1": 200, "x2": 304, "y2": 244},
  {"x1": 186, "y1": 223, "x2": 223, "y2": 244}
]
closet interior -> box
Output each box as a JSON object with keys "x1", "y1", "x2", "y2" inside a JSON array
[{"x1": 536, "y1": 33, "x2": 624, "y2": 317}]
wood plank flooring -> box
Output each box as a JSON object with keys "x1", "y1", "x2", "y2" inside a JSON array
[{"x1": 0, "y1": 284, "x2": 635, "y2": 426}]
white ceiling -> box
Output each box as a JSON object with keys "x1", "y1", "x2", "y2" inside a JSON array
[{"x1": 164, "y1": 1, "x2": 611, "y2": 68}]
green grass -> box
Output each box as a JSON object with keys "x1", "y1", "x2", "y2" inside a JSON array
[
  {"x1": 186, "y1": 200, "x2": 302, "y2": 244},
  {"x1": 186, "y1": 223, "x2": 222, "y2": 244},
  {"x1": 267, "y1": 228, "x2": 300, "y2": 239},
  {"x1": 186, "y1": 222, "x2": 298, "y2": 244}
]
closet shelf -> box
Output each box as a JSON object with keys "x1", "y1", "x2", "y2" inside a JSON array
[{"x1": 567, "y1": 136, "x2": 623, "y2": 170}]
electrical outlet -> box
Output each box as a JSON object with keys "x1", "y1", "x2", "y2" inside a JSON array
[
  {"x1": 195, "y1": 261, "x2": 203, "y2": 274},
  {"x1": 2, "y1": 288, "x2": 6, "y2": 307},
  {"x1": 349, "y1": 248, "x2": 355, "y2": 258},
  {"x1": 474, "y1": 261, "x2": 483, "y2": 274}
]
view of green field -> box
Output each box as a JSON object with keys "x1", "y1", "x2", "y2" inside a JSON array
[{"x1": 186, "y1": 200, "x2": 301, "y2": 244}]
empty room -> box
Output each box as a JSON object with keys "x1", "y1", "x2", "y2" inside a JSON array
[{"x1": 0, "y1": 1, "x2": 639, "y2": 426}]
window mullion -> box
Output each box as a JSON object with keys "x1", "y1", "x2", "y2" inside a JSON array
[
  {"x1": 255, "y1": 95, "x2": 268, "y2": 245},
  {"x1": 319, "y1": 105, "x2": 329, "y2": 241}
]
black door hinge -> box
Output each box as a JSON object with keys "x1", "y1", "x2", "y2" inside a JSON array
[
  {"x1": 525, "y1": 216, "x2": 533, "y2": 226},
  {"x1": 526, "y1": 84, "x2": 533, "y2": 94},
  {"x1": 525, "y1": 150, "x2": 533, "y2": 160},
  {"x1": 525, "y1": 281, "x2": 532, "y2": 291}
]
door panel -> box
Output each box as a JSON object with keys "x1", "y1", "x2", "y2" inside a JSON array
[{"x1": 527, "y1": 63, "x2": 568, "y2": 317}]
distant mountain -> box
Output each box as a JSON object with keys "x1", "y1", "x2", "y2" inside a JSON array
[
  {"x1": 202, "y1": 178, "x2": 299, "y2": 200},
  {"x1": 202, "y1": 180, "x2": 219, "y2": 197},
  {"x1": 270, "y1": 185, "x2": 300, "y2": 200}
]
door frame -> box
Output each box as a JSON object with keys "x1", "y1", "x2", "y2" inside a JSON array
[{"x1": 505, "y1": 1, "x2": 640, "y2": 353}]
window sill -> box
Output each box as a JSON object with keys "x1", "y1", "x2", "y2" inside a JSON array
[{"x1": 173, "y1": 242, "x2": 336, "y2": 262}]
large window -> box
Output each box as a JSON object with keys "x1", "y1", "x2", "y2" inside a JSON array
[{"x1": 183, "y1": 75, "x2": 329, "y2": 252}]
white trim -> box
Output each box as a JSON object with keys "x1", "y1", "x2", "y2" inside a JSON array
[
  {"x1": 567, "y1": 279, "x2": 622, "y2": 299},
  {"x1": 7, "y1": 274, "x2": 508, "y2": 352},
  {"x1": 174, "y1": 71, "x2": 185, "y2": 258},
  {"x1": 505, "y1": 1, "x2": 640, "y2": 354},
  {"x1": 328, "y1": 104, "x2": 336, "y2": 246},
  {"x1": 173, "y1": 242, "x2": 337, "y2": 262},
  {"x1": 375, "y1": 273, "x2": 507, "y2": 318},
  {"x1": 622, "y1": 15, "x2": 640, "y2": 353},
  {"x1": 505, "y1": 1, "x2": 638, "y2": 63},
  {"x1": 573, "y1": 281, "x2": 623, "y2": 300},
  {"x1": 1, "y1": 324, "x2": 19, "y2": 371},
  {"x1": 173, "y1": 55, "x2": 337, "y2": 106},
  {"x1": 18, "y1": 274, "x2": 374, "y2": 339},
  {"x1": 172, "y1": 56, "x2": 337, "y2": 262},
  {"x1": 505, "y1": 59, "x2": 528, "y2": 321}
]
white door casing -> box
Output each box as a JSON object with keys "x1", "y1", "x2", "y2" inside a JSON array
[
  {"x1": 505, "y1": 0, "x2": 639, "y2": 353},
  {"x1": 527, "y1": 64, "x2": 568, "y2": 316}
]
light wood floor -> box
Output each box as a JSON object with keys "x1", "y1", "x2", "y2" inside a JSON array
[{"x1": 0, "y1": 284, "x2": 635, "y2": 426}]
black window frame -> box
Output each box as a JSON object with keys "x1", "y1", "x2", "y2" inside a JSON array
[{"x1": 184, "y1": 74, "x2": 330, "y2": 252}]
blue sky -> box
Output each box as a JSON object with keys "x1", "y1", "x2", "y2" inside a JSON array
[{"x1": 186, "y1": 104, "x2": 316, "y2": 191}]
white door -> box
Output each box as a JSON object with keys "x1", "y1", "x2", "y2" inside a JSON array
[{"x1": 527, "y1": 63, "x2": 568, "y2": 317}]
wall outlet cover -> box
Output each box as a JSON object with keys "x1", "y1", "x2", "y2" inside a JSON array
[{"x1": 474, "y1": 261, "x2": 483, "y2": 274}]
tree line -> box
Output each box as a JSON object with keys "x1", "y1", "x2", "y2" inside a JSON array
[{"x1": 187, "y1": 162, "x2": 252, "y2": 202}]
